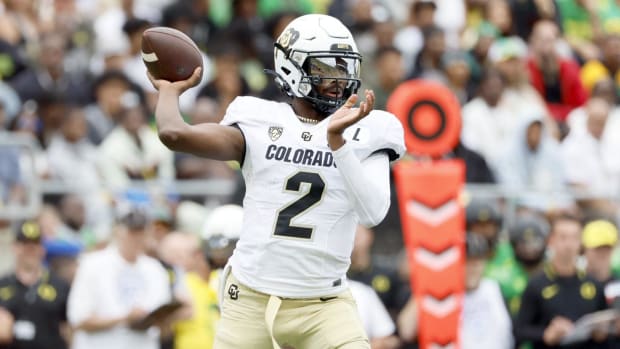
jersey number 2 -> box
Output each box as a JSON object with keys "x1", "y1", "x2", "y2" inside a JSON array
[{"x1": 274, "y1": 172, "x2": 326, "y2": 239}]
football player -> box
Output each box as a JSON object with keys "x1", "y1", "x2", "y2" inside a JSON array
[{"x1": 149, "y1": 14, "x2": 405, "y2": 349}]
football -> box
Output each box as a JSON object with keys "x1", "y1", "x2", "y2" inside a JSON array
[{"x1": 141, "y1": 27, "x2": 203, "y2": 82}]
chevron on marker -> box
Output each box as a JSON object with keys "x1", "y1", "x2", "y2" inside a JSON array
[
  {"x1": 421, "y1": 294, "x2": 458, "y2": 318},
  {"x1": 407, "y1": 200, "x2": 459, "y2": 227},
  {"x1": 414, "y1": 246, "x2": 460, "y2": 271}
]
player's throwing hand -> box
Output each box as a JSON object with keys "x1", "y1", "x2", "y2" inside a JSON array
[{"x1": 147, "y1": 67, "x2": 202, "y2": 94}]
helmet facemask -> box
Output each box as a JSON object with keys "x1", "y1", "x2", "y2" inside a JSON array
[{"x1": 300, "y1": 54, "x2": 362, "y2": 115}]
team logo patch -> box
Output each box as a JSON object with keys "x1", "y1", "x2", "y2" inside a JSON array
[
  {"x1": 269, "y1": 126, "x2": 283, "y2": 141},
  {"x1": 228, "y1": 284, "x2": 240, "y2": 300},
  {"x1": 277, "y1": 28, "x2": 300, "y2": 50},
  {"x1": 301, "y1": 131, "x2": 312, "y2": 141},
  {"x1": 581, "y1": 282, "x2": 596, "y2": 300}
]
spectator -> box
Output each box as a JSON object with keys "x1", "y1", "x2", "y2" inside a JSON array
[
  {"x1": 465, "y1": 197, "x2": 503, "y2": 253},
  {"x1": 358, "y1": 15, "x2": 398, "y2": 93},
  {"x1": 43, "y1": 238, "x2": 83, "y2": 284},
  {"x1": 348, "y1": 279, "x2": 401, "y2": 349},
  {"x1": 10, "y1": 32, "x2": 87, "y2": 105},
  {"x1": 566, "y1": 78, "x2": 620, "y2": 139},
  {"x1": 561, "y1": 97, "x2": 620, "y2": 216},
  {"x1": 527, "y1": 20, "x2": 587, "y2": 122},
  {"x1": 165, "y1": 232, "x2": 219, "y2": 349},
  {"x1": 408, "y1": 25, "x2": 447, "y2": 81},
  {"x1": 582, "y1": 219, "x2": 618, "y2": 285},
  {"x1": 97, "y1": 93, "x2": 175, "y2": 190},
  {"x1": 348, "y1": 225, "x2": 404, "y2": 316},
  {"x1": 371, "y1": 46, "x2": 405, "y2": 110},
  {"x1": 486, "y1": 212, "x2": 551, "y2": 317},
  {"x1": 46, "y1": 107, "x2": 111, "y2": 237},
  {"x1": 485, "y1": 0, "x2": 514, "y2": 37},
  {"x1": 488, "y1": 36, "x2": 555, "y2": 137},
  {"x1": 466, "y1": 21, "x2": 500, "y2": 84},
  {"x1": 440, "y1": 50, "x2": 474, "y2": 105},
  {"x1": 394, "y1": 0, "x2": 437, "y2": 76},
  {"x1": 461, "y1": 232, "x2": 514, "y2": 349},
  {"x1": 0, "y1": 221, "x2": 71, "y2": 349},
  {"x1": 514, "y1": 214, "x2": 609, "y2": 349},
  {"x1": 156, "y1": 232, "x2": 195, "y2": 349},
  {"x1": 556, "y1": 0, "x2": 604, "y2": 61},
  {"x1": 201, "y1": 204, "x2": 243, "y2": 294},
  {"x1": 195, "y1": 38, "x2": 251, "y2": 122},
  {"x1": 53, "y1": 194, "x2": 90, "y2": 245},
  {"x1": 85, "y1": 70, "x2": 133, "y2": 145},
  {"x1": 67, "y1": 207, "x2": 172, "y2": 349},
  {"x1": 26, "y1": 92, "x2": 68, "y2": 150},
  {"x1": 461, "y1": 67, "x2": 512, "y2": 165},
  {"x1": 580, "y1": 34, "x2": 620, "y2": 93},
  {"x1": 511, "y1": 0, "x2": 559, "y2": 40},
  {"x1": 494, "y1": 112, "x2": 572, "y2": 213}
]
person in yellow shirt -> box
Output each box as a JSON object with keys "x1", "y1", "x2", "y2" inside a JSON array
[
  {"x1": 168, "y1": 233, "x2": 220, "y2": 349},
  {"x1": 580, "y1": 34, "x2": 620, "y2": 93}
]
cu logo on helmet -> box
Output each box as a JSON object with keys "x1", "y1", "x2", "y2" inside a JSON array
[{"x1": 278, "y1": 28, "x2": 300, "y2": 49}]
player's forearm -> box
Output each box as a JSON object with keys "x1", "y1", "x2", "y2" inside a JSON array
[
  {"x1": 155, "y1": 86, "x2": 190, "y2": 148},
  {"x1": 332, "y1": 144, "x2": 390, "y2": 227}
]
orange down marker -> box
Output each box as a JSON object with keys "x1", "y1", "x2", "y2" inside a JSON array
[{"x1": 388, "y1": 80, "x2": 465, "y2": 349}]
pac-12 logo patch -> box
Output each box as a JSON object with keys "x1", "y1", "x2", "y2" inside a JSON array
[
  {"x1": 228, "y1": 284, "x2": 239, "y2": 300},
  {"x1": 269, "y1": 126, "x2": 283, "y2": 141}
]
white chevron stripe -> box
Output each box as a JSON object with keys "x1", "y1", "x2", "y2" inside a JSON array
[
  {"x1": 414, "y1": 246, "x2": 460, "y2": 271},
  {"x1": 141, "y1": 51, "x2": 158, "y2": 62},
  {"x1": 422, "y1": 295, "x2": 458, "y2": 318},
  {"x1": 407, "y1": 200, "x2": 459, "y2": 227}
]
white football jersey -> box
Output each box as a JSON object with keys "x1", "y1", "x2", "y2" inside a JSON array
[{"x1": 221, "y1": 96, "x2": 405, "y2": 298}]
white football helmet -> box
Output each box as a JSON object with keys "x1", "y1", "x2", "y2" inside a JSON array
[{"x1": 270, "y1": 14, "x2": 362, "y2": 115}]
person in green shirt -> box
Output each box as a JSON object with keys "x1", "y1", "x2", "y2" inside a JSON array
[
  {"x1": 486, "y1": 213, "x2": 550, "y2": 317},
  {"x1": 465, "y1": 198, "x2": 503, "y2": 254},
  {"x1": 556, "y1": 0, "x2": 604, "y2": 60}
]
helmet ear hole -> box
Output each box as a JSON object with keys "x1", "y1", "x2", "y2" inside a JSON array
[{"x1": 282, "y1": 67, "x2": 291, "y2": 75}]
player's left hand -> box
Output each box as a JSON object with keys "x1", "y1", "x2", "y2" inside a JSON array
[{"x1": 327, "y1": 89, "x2": 374, "y2": 150}]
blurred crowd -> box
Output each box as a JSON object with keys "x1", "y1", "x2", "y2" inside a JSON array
[{"x1": 2, "y1": 0, "x2": 620, "y2": 348}]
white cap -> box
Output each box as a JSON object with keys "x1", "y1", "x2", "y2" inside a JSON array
[
  {"x1": 202, "y1": 204, "x2": 244, "y2": 240},
  {"x1": 176, "y1": 201, "x2": 208, "y2": 235}
]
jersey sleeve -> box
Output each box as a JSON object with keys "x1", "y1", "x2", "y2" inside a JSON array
[
  {"x1": 219, "y1": 96, "x2": 249, "y2": 127},
  {"x1": 220, "y1": 96, "x2": 282, "y2": 128},
  {"x1": 355, "y1": 110, "x2": 406, "y2": 162}
]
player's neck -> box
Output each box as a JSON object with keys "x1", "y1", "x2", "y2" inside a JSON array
[{"x1": 291, "y1": 98, "x2": 325, "y2": 123}]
